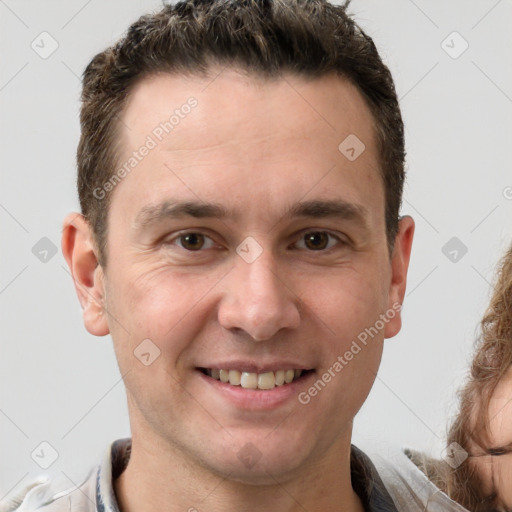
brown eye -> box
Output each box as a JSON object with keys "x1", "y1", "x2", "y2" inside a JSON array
[
  {"x1": 179, "y1": 233, "x2": 205, "y2": 251},
  {"x1": 303, "y1": 232, "x2": 330, "y2": 251}
]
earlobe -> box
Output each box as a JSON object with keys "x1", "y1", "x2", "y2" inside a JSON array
[
  {"x1": 61, "y1": 213, "x2": 110, "y2": 337},
  {"x1": 384, "y1": 215, "x2": 415, "y2": 339}
]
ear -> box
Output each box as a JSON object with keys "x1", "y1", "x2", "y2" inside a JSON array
[
  {"x1": 384, "y1": 215, "x2": 415, "y2": 339},
  {"x1": 61, "y1": 213, "x2": 110, "y2": 337}
]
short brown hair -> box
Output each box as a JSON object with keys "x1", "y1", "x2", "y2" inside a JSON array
[{"x1": 77, "y1": 0, "x2": 405, "y2": 267}]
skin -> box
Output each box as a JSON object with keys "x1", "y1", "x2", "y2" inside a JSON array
[{"x1": 62, "y1": 68, "x2": 414, "y2": 512}]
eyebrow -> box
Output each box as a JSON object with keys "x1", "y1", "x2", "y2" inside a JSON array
[
  {"x1": 133, "y1": 199, "x2": 370, "y2": 231},
  {"x1": 284, "y1": 200, "x2": 369, "y2": 228},
  {"x1": 134, "y1": 201, "x2": 233, "y2": 230}
]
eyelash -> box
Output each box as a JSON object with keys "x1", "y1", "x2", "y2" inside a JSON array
[{"x1": 166, "y1": 230, "x2": 347, "y2": 253}]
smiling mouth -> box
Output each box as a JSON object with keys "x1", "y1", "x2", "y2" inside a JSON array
[{"x1": 198, "y1": 368, "x2": 314, "y2": 390}]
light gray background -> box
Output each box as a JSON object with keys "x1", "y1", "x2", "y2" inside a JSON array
[{"x1": 1, "y1": 0, "x2": 512, "y2": 498}]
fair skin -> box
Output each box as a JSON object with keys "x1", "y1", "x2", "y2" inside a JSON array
[{"x1": 62, "y1": 69, "x2": 414, "y2": 512}]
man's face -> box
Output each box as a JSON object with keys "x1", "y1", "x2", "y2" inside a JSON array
[{"x1": 75, "y1": 69, "x2": 412, "y2": 482}]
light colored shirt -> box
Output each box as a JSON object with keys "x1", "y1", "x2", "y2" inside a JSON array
[{"x1": 0, "y1": 438, "x2": 469, "y2": 512}]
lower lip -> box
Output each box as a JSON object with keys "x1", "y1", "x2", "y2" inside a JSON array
[{"x1": 197, "y1": 370, "x2": 315, "y2": 410}]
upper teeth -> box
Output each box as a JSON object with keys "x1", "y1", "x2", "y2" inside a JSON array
[{"x1": 207, "y1": 369, "x2": 303, "y2": 389}]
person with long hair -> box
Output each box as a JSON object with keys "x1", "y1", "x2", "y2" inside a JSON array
[{"x1": 410, "y1": 244, "x2": 512, "y2": 510}]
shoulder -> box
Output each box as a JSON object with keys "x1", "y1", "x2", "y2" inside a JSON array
[
  {"x1": 367, "y1": 445, "x2": 471, "y2": 512},
  {"x1": 1, "y1": 438, "x2": 131, "y2": 512},
  {"x1": 0, "y1": 468, "x2": 97, "y2": 512}
]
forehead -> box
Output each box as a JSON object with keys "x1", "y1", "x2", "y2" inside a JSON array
[
  {"x1": 112, "y1": 68, "x2": 383, "y2": 227},
  {"x1": 487, "y1": 369, "x2": 512, "y2": 443},
  {"x1": 120, "y1": 68, "x2": 377, "y2": 153}
]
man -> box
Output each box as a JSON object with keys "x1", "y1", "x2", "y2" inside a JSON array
[{"x1": 6, "y1": 1, "x2": 469, "y2": 510}]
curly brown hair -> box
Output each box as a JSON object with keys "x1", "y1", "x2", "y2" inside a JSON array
[
  {"x1": 77, "y1": 0, "x2": 406, "y2": 267},
  {"x1": 416, "y1": 244, "x2": 512, "y2": 510}
]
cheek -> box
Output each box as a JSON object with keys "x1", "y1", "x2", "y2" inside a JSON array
[
  {"x1": 105, "y1": 264, "x2": 227, "y2": 366},
  {"x1": 299, "y1": 268, "x2": 387, "y2": 404},
  {"x1": 497, "y1": 459, "x2": 512, "y2": 504},
  {"x1": 306, "y1": 265, "x2": 389, "y2": 343},
  {"x1": 479, "y1": 456, "x2": 512, "y2": 505},
  {"x1": 471, "y1": 458, "x2": 494, "y2": 496}
]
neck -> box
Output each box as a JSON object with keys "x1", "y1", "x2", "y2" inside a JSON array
[{"x1": 113, "y1": 433, "x2": 364, "y2": 512}]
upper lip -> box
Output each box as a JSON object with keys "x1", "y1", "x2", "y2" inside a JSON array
[{"x1": 196, "y1": 361, "x2": 314, "y2": 373}]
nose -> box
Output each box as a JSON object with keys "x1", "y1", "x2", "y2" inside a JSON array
[{"x1": 217, "y1": 254, "x2": 301, "y2": 341}]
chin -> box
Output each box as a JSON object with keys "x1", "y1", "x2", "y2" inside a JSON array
[
  {"x1": 197, "y1": 437, "x2": 311, "y2": 485},
  {"x1": 210, "y1": 455, "x2": 305, "y2": 486}
]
